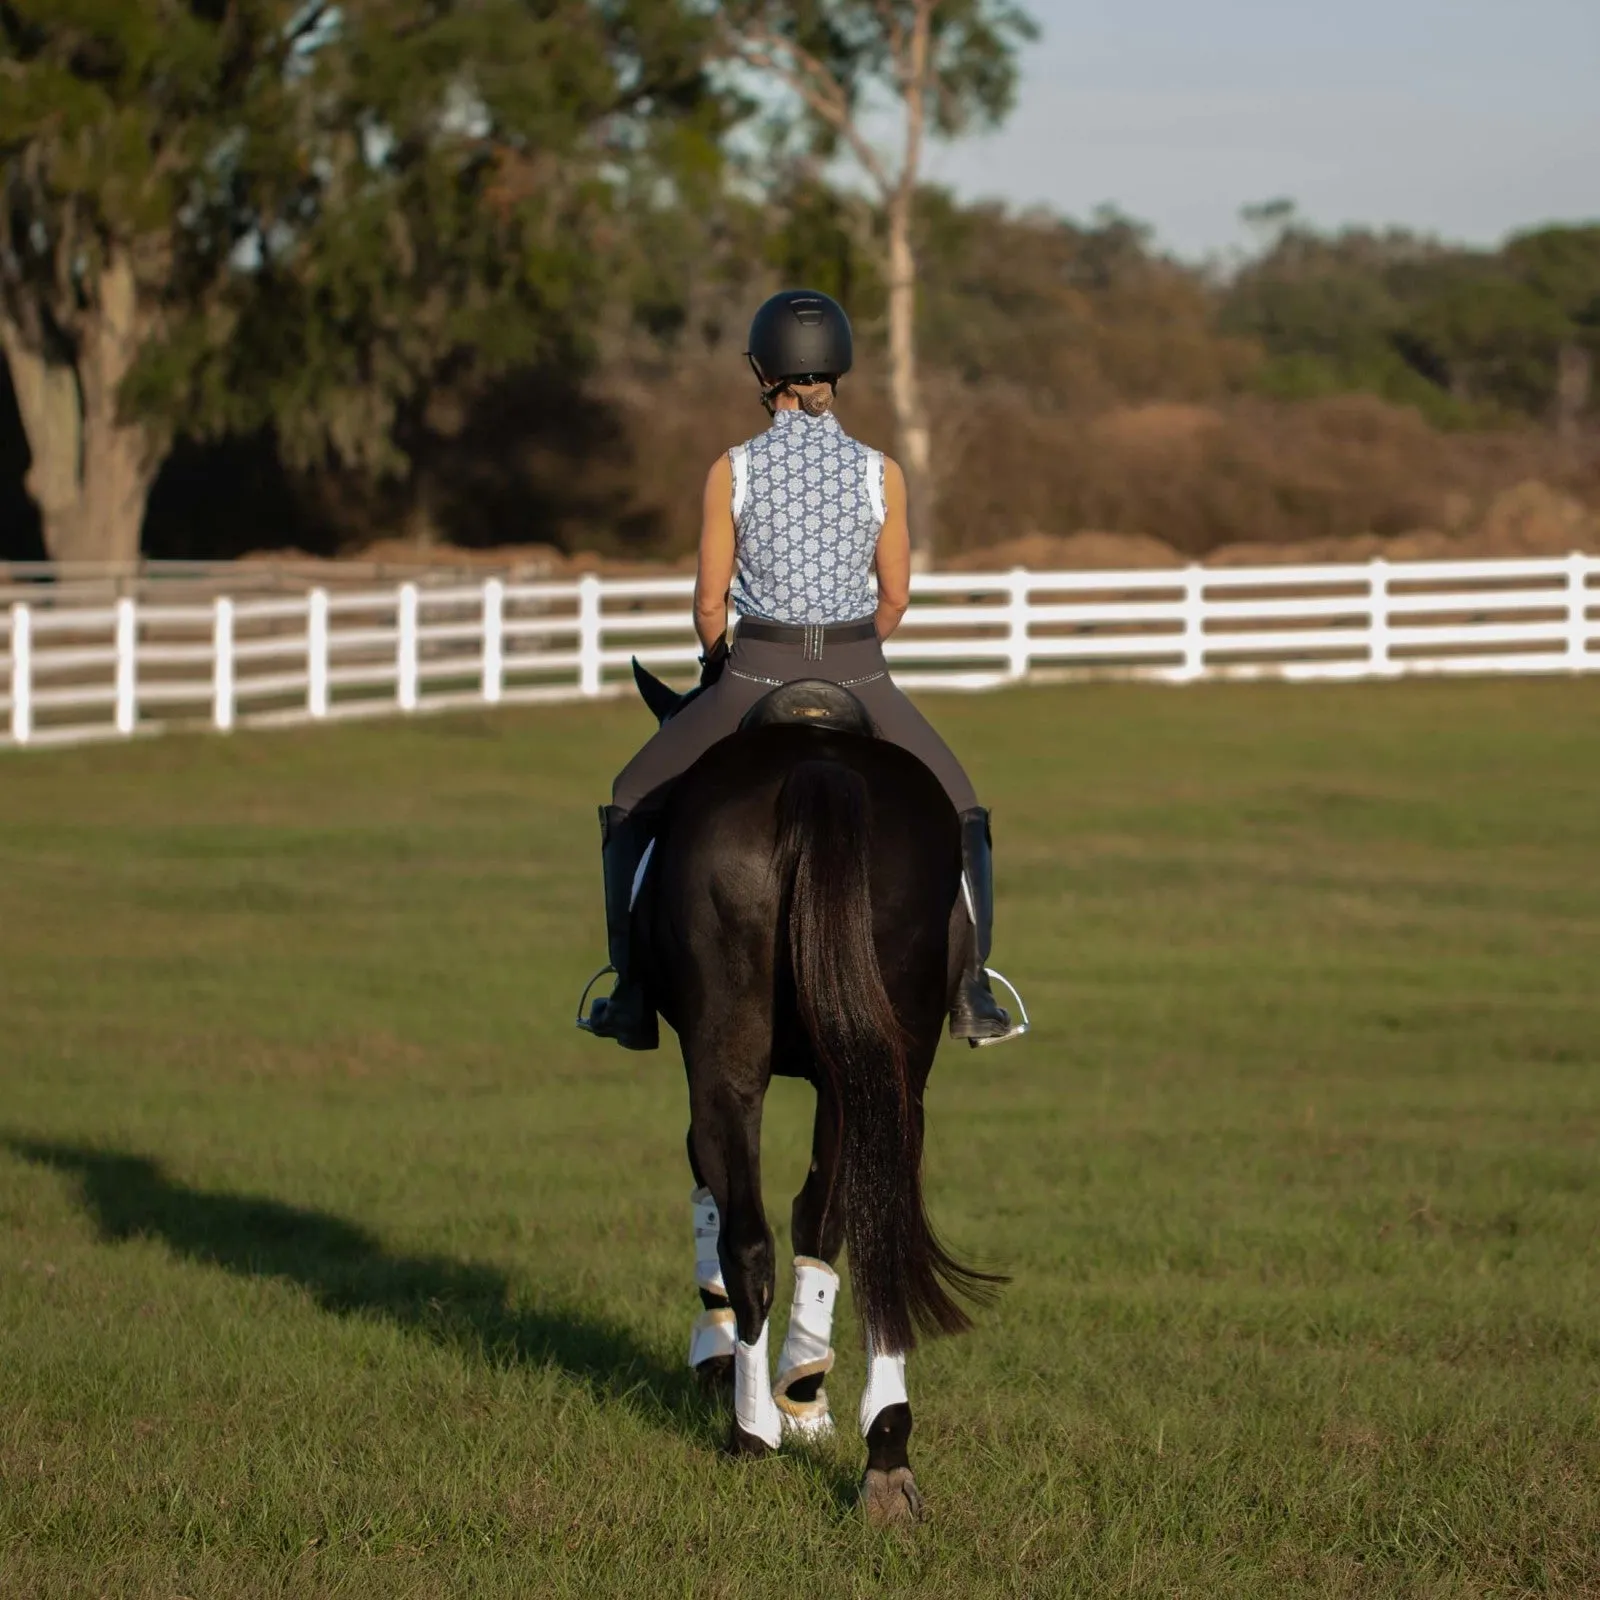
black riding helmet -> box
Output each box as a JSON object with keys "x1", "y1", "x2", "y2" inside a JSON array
[{"x1": 746, "y1": 289, "x2": 853, "y2": 412}]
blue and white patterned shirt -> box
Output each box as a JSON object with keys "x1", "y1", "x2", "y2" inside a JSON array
[{"x1": 727, "y1": 411, "x2": 885, "y2": 625}]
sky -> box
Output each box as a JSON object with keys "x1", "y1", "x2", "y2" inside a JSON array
[{"x1": 915, "y1": 0, "x2": 1600, "y2": 260}]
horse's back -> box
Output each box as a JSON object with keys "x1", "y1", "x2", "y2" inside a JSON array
[
  {"x1": 652, "y1": 728, "x2": 960, "y2": 1046},
  {"x1": 663, "y1": 726, "x2": 957, "y2": 901}
]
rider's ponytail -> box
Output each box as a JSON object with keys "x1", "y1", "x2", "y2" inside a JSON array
[{"x1": 790, "y1": 381, "x2": 837, "y2": 417}]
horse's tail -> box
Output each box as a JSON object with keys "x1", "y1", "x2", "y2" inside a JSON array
[{"x1": 774, "y1": 758, "x2": 998, "y2": 1353}]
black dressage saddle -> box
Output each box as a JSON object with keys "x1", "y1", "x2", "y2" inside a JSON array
[{"x1": 737, "y1": 679, "x2": 876, "y2": 738}]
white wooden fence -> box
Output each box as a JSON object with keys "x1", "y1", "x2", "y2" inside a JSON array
[{"x1": 2, "y1": 554, "x2": 1597, "y2": 750}]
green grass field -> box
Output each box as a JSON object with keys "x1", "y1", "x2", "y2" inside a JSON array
[{"x1": 3, "y1": 679, "x2": 1599, "y2": 1598}]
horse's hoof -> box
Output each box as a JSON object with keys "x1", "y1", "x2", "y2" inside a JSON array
[
  {"x1": 859, "y1": 1466, "x2": 923, "y2": 1527},
  {"x1": 725, "y1": 1420, "x2": 778, "y2": 1459},
  {"x1": 693, "y1": 1354, "x2": 734, "y2": 1398}
]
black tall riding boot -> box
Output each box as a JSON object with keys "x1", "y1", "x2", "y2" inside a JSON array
[
  {"x1": 949, "y1": 807, "x2": 1014, "y2": 1045},
  {"x1": 579, "y1": 804, "x2": 659, "y2": 1051}
]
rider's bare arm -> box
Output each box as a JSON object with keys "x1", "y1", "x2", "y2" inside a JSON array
[
  {"x1": 695, "y1": 455, "x2": 736, "y2": 654},
  {"x1": 874, "y1": 457, "x2": 911, "y2": 640}
]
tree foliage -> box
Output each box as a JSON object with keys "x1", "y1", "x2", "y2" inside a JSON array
[
  {"x1": 720, "y1": 0, "x2": 1034, "y2": 159},
  {"x1": 0, "y1": 0, "x2": 726, "y2": 558},
  {"x1": 134, "y1": 0, "x2": 726, "y2": 467},
  {"x1": 1223, "y1": 213, "x2": 1600, "y2": 427}
]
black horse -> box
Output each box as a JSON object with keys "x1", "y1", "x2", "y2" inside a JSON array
[{"x1": 622, "y1": 666, "x2": 1003, "y2": 1525}]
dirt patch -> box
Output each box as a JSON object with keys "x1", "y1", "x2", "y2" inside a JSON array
[{"x1": 944, "y1": 529, "x2": 1183, "y2": 571}]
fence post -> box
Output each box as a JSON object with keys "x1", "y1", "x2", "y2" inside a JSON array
[
  {"x1": 397, "y1": 582, "x2": 419, "y2": 711},
  {"x1": 114, "y1": 595, "x2": 137, "y2": 736},
  {"x1": 1180, "y1": 566, "x2": 1205, "y2": 681},
  {"x1": 1005, "y1": 567, "x2": 1030, "y2": 680},
  {"x1": 1369, "y1": 557, "x2": 1392, "y2": 676},
  {"x1": 482, "y1": 578, "x2": 504, "y2": 705},
  {"x1": 9, "y1": 603, "x2": 31, "y2": 745},
  {"x1": 578, "y1": 573, "x2": 603, "y2": 697},
  {"x1": 212, "y1": 597, "x2": 234, "y2": 732},
  {"x1": 307, "y1": 587, "x2": 329, "y2": 718},
  {"x1": 1567, "y1": 551, "x2": 1589, "y2": 671}
]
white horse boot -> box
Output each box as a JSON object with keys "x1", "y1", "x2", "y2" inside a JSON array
[
  {"x1": 858, "y1": 1326, "x2": 921, "y2": 1526},
  {"x1": 685, "y1": 1187, "x2": 735, "y2": 1373},
  {"x1": 858, "y1": 1325, "x2": 909, "y2": 1437},
  {"x1": 734, "y1": 1318, "x2": 783, "y2": 1451},
  {"x1": 773, "y1": 1256, "x2": 838, "y2": 1440}
]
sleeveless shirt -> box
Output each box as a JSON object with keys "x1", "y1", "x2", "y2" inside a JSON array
[{"x1": 727, "y1": 410, "x2": 885, "y2": 625}]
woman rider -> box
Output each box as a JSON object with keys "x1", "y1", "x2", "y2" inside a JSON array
[{"x1": 581, "y1": 287, "x2": 1013, "y2": 1050}]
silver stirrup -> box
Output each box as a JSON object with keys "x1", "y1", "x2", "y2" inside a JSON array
[
  {"x1": 973, "y1": 967, "x2": 1030, "y2": 1048},
  {"x1": 574, "y1": 964, "x2": 617, "y2": 1032}
]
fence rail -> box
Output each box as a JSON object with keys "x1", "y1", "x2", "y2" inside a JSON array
[
  {"x1": 0, "y1": 555, "x2": 564, "y2": 611},
  {"x1": 3, "y1": 555, "x2": 1597, "y2": 750}
]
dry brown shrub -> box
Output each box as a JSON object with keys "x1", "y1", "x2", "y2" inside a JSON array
[
  {"x1": 1471, "y1": 479, "x2": 1600, "y2": 554},
  {"x1": 293, "y1": 357, "x2": 1600, "y2": 571},
  {"x1": 927, "y1": 390, "x2": 1600, "y2": 562},
  {"x1": 1087, "y1": 402, "x2": 1226, "y2": 455}
]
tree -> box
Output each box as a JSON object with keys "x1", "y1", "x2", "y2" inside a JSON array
[
  {"x1": 1502, "y1": 225, "x2": 1600, "y2": 439},
  {"x1": 1221, "y1": 222, "x2": 1489, "y2": 424},
  {"x1": 0, "y1": 0, "x2": 723, "y2": 566},
  {"x1": 1221, "y1": 216, "x2": 1600, "y2": 432},
  {"x1": 0, "y1": 1, "x2": 276, "y2": 564},
  {"x1": 719, "y1": 0, "x2": 1035, "y2": 562},
  {"x1": 1397, "y1": 277, "x2": 1574, "y2": 415},
  {"x1": 913, "y1": 194, "x2": 1250, "y2": 407}
]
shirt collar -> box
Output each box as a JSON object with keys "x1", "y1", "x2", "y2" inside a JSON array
[{"x1": 771, "y1": 409, "x2": 840, "y2": 431}]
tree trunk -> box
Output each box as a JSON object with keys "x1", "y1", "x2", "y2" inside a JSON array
[
  {"x1": 885, "y1": 189, "x2": 936, "y2": 570},
  {"x1": 0, "y1": 252, "x2": 157, "y2": 568},
  {"x1": 1555, "y1": 341, "x2": 1593, "y2": 446}
]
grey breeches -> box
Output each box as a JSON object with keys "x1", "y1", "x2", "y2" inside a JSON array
[{"x1": 612, "y1": 629, "x2": 979, "y2": 816}]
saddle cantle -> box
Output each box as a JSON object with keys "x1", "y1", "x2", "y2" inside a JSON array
[{"x1": 738, "y1": 679, "x2": 876, "y2": 737}]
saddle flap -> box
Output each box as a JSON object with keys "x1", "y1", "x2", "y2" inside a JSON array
[{"x1": 737, "y1": 679, "x2": 876, "y2": 737}]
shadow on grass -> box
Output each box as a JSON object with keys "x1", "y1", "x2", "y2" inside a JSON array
[{"x1": 5, "y1": 1137, "x2": 741, "y2": 1457}]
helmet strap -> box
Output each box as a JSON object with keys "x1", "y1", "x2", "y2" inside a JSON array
[{"x1": 748, "y1": 353, "x2": 785, "y2": 416}]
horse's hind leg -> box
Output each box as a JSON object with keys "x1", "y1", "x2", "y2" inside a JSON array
[
  {"x1": 859, "y1": 1334, "x2": 920, "y2": 1526},
  {"x1": 774, "y1": 1088, "x2": 844, "y2": 1441},
  {"x1": 690, "y1": 1074, "x2": 781, "y2": 1456},
  {"x1": 780, "y1": 1083, "x2": 921, "y2": 1520},
  {"x1": 856, "y1": 1066, "x2": 933, "y2": 1528}
]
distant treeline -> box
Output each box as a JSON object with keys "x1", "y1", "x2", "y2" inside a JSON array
[
  {"x1": 3, "y1": 3, "x2": 1600, "y2": 566},
  {"x1": 793, "y1": 192, "x2": 1600, "y2": 434},
  {"x1": 2, "y1": 0, "x2": 1596, "y2": 565},
  {"x1": 5, "y1": 187, "x2": 1596, "y2": 566}
]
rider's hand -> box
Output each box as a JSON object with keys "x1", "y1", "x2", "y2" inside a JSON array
[{"x1": 699, "y1": 635, "x2": 729, "y2": 688}]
